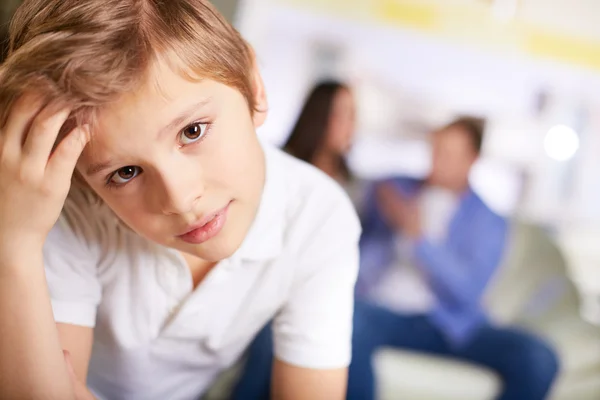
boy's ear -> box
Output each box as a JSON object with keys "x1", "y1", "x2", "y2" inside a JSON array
[{"x1": 251, "y1": 52, "x2": 268, "y2": 128}]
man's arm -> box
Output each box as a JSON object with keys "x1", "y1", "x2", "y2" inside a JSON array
[
  {"x1": 414, "y1": 214, "x2": 508, "y2": 308},
  {"x1": 272, "y1": 360, "x2": 347, "y2": 400},
  {"x1": 374, "y1": 181, "x2": 508, "y2": 309}
]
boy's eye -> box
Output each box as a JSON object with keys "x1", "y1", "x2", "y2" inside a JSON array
[
  {"x1": 179, "y1": 122, "x2": 208, "y2": 145},
  {"x1": 109, "y1": 166, "x2": 140, "y2": 185}
]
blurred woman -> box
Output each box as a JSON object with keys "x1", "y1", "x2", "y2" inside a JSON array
[
  {"x1": 229, "y1": 80, "x2": 357, "y2": 400},
  {"x1": 283, "y1": 80, "x2": 356, "y2": 183}
]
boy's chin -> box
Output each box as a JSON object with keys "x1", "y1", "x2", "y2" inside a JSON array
[{"x1": 178, "y1": 238, "x2": 241, "y2": 263}]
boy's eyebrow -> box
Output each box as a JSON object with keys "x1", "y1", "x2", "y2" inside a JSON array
[
  {"x1": 85, "y1": 98, "x2": 213, "y2": 177},
  {"x1": 158, "y1": 97, "x2": 212, "y2": 139},
  {"x1": 86, "y1": 160, "x2": 114, "y2": 177}
]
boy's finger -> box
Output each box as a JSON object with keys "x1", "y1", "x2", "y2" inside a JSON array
[
  {"x1": 1, "y1": 93, "x2": 46, "y2": 156},
  {"x1": 46, "y1": 125, "x2": 90, "y2": 184},
  {"x1": 22, "y1": 103, "x2": 72, "y2": 172}
]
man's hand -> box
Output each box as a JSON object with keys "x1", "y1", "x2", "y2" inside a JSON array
[{"x1": 375, "y1": 182, "x2": 421, "y2": 239}]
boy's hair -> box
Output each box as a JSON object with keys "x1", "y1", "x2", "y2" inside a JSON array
[
  {"x1": 438, "y1": 116, "x2": 486, "y2": 154},
  {"x1": 0, "y1": 0, "x2": 256, "y2": 130}
]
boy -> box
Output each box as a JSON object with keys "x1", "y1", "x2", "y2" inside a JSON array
[{"x1": 0, "y1": 1, "x2": 360, "y2": 399}]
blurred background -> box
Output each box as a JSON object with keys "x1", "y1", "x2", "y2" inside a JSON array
[
  {"x1": 219, "y1": 0, "x2": 600, "y2": 398},
  {"x1": 221, "y1": 0, "x2": 600, "y2": 319}
]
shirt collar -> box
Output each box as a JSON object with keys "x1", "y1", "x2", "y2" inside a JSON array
[{"x1": 234, "y1": 142, "x2": 286, "y2": 262}]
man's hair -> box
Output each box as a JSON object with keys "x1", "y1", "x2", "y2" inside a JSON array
[
  {"x1": 438, "y1": 116, "x2": 486, "y2": 154},
  {"x1": 0, "y1": 0, "x2": 256, "y2": 130}
]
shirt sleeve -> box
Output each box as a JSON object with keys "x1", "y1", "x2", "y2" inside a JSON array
[
  {"x1": 43, "y1": 191, "x2": 104, "y2": 328},
  {"x1": 413, "y1": 212, "x2": 508, "y2": 309},
  {"x1": 273, "y1": 189, "x2": 361, "y2": 370}
]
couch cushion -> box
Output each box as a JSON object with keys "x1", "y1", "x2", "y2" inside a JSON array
[{"x1": 374, "y1": 348, "x2": 501, "y2": 400}]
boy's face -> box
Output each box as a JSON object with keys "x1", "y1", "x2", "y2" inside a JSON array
[{"x1": 76, "y1": 60, "x2": 266, "y2": 263}]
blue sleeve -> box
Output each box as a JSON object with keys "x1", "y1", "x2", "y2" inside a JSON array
[
  {"x1": 356, "y1": 235, "x2": 394, "y2": 297},
  {"x1": 355, "y1": 181, "x2": 393, "y2": 296},
  {"x1": 413, "y1": 214, "x2": 508, "y2": 309}
]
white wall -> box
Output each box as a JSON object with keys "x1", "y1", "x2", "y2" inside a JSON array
[{"x1": 239, "y1": 2, "x2": 600, "y2": 223}]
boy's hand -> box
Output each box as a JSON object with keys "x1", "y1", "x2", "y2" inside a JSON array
[{"x1": 0, "y1": 94, "x2": 90, "y2": 257}]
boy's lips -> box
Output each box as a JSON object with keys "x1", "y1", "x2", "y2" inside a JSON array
[{"x1": 177, "y1": 202, "x2": 231, "y2": 245}]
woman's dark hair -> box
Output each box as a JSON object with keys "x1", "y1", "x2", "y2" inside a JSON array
[{"x1": 283, "y1": 80, "x2": 351, "y2": 179}]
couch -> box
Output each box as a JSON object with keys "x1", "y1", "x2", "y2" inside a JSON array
[{"x1": 374, "y1": 222, "x2": 600, "y2": 400}]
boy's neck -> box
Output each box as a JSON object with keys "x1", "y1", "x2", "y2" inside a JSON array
[{"x1": 180, "y1": 252, "x2": 217, "y2": 289}]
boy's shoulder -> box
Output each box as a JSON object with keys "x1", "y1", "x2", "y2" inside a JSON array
[
  {"x1": 262, "y1": 145, "x2": 360, "y2": 247},
  {"x1": 265, "y1": 145, "x2": 354, "y2": 214}
]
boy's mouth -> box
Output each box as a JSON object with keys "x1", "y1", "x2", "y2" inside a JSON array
[{"x1": 177, "y1": 202, "x2": 232, "y2": 245}]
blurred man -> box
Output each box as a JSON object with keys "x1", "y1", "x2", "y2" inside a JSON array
[{"x1": 350, "y1": 117, "x2": 559, "y2": 400}]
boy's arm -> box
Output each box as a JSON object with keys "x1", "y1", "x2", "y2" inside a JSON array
[
  {"x1": 57, "y1": 324, "x2": 95, "y2": 388},
  {"x1": 0, "y1": 254, "x2": 76, "y2": 400},
  {"x1": 272, "y1": 187, "x2": 361, "y2": 400},
  {"x1": 0, "y1": 94, "x2": 90, "y2": 399},
  {"x1": 272, "y1": 360, "x2": 347, "y2": 400}
]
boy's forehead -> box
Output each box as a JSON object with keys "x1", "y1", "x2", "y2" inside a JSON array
[
  {"x1": 97, "y1": 62, "x2": 214, "y2": 128},
  {"x1": 108, "y1": 62, "x2": 195, "y2": 109}
]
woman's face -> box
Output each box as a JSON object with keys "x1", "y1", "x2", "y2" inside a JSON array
[
  {"x1": 76, "y1": 59, "x2": 266, "y2": 263},
  {"x1": 325, "y1": 88, "x2": 356, "y2": 156}
]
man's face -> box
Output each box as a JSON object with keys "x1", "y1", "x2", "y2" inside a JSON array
[{"x1": 429, "y1": 126, "x2": 478, "y2": 189}]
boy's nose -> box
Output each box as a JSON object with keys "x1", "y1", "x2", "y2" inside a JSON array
[
  {"x1": 161, "y1": 189, "x2": 201, "y2": 215},
  {"x1": 157, "y1": 172, "x2": 204, "y2": 215}
]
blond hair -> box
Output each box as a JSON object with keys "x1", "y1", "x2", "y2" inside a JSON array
[{"x1": 0, "y1": 0, "x2": 256, "y2": 130}]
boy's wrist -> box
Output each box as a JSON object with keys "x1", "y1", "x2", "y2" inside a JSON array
[{"x1": 0, "y1": 241, "x2": 45, "y2": 271}]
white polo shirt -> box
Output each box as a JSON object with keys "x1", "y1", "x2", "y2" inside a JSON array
[{"x1": 43, "y1": 143, "x2": 361, "y2": 400}]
